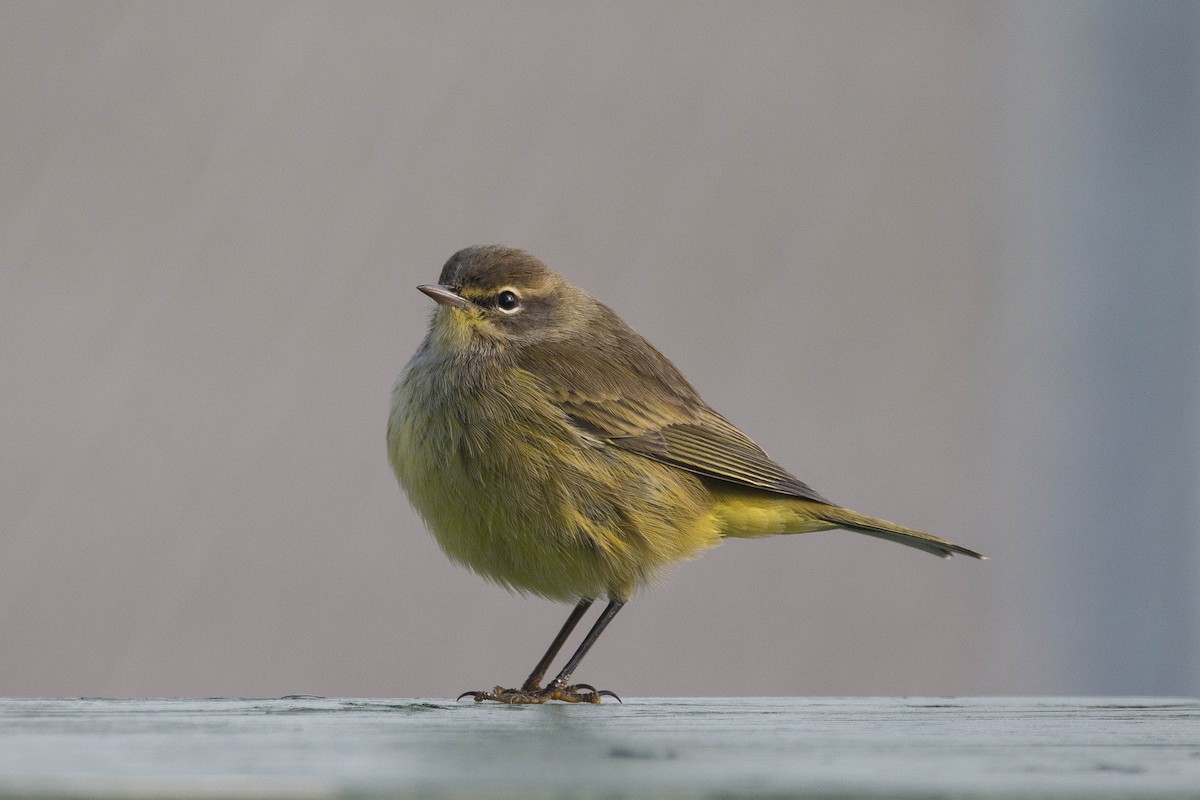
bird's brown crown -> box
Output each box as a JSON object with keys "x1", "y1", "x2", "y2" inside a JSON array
[{"x1": 438, "y1": 245, "x2": 559, "y2": 299}]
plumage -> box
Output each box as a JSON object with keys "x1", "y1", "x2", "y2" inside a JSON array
[{"x1": 388, "y1": 244, "x2": 983, "y2": 703}]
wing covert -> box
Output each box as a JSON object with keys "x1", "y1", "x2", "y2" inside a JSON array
[{"x1": 514, "y1": 307, "x2": 831, "y2": 504}]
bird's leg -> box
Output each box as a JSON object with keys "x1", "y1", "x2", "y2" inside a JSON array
[
  {"x1": 542, "y1": 598, "x2": 624, "y2": 703},
  {"x1": 458, "y1": 598, "x2": 592, "y2": 703},
  {"x1": 459, "y1": 598, "x2": 624, "y2": 704},
  {"x1": 519, "y1": 598, "x2": 593, "y2": 692}
]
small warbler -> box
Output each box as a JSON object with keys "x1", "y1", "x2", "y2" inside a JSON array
[{"x1": 388, "y1": 245, "x2": 983, "y2": 703}]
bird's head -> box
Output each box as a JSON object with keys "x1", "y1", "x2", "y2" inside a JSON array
[{"x1": 418, "y1": 245, "x2": 583, "y2": 353}]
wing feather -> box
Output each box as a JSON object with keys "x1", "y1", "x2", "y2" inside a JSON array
[{"x1": 515, "y1": 309, "x2": 829, "y2": 504}]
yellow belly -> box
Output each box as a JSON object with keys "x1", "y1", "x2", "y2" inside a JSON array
[{"x1": 388, "y1": 361, "x2": 721, "y2": 601}]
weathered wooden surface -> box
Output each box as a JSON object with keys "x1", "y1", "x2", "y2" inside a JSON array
[{"x1": 0, "y1": 697, "x2": 1196, "y2": 798}]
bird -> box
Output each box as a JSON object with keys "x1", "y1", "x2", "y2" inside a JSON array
[{"x1": 387, "y1": 244, "x2": 983, "y2": 703}]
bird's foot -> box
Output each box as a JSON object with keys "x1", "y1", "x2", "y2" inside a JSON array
[{"x1": 458, "y1": 683, "x2": 621, "y2": 704}]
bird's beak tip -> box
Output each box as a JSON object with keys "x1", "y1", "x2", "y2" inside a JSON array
[{"x1": 418, "y1": 283, "x2": 471, "y2": 309}]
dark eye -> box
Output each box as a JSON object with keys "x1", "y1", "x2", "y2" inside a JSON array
[{"x1": 496, "y1": 290, "x2": 521, "y2": 311}]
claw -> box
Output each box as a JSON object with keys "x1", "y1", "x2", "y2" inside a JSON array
[
  {"x1": 546, "y1": 687, "x2": 601, "y2": 704},
  {"x1": 456, "y1": 687, "x2": 551, "y2": 704},
  {"x1": 457, "y1": 683, "x2": 619, "y2": 704}
]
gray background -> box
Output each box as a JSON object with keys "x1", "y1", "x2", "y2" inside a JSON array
[{"x1": 2, "y1": 1, "x2": 1197, "y2": 699}]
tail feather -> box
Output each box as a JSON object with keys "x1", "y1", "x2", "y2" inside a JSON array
[
  {"x1": 814, "y1": 505, "x2": 985, "y2": 560},
  {"x1": 706, "y1": 486, "x2": 985, "y2": 559}
]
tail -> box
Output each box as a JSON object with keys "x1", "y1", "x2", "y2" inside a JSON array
[
  {"x1": 707, "y1": 486, "x2": 985, "y2": 559},
  {"x1": 814, "y1": 505, "x2": 985, "y2": 560}
]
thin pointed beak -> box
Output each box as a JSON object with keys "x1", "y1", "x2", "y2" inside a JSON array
[{"x1": 418, "y1": 284, "x2": 471, "y2": 309}]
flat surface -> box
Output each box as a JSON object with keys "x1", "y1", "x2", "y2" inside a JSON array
[{"x1": 0, "y1": 697, "x2": 1197, "y2": 798}]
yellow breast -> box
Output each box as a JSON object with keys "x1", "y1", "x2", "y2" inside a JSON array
[{"x1": 388, "y1": 353, "x2": 720, "y2": 601}]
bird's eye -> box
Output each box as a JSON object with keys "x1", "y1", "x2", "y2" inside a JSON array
[{"x1": 496, "y1": 290, "x2": 521, "y2": 312}]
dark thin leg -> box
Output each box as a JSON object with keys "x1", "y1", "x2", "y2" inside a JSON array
[
  {"x1": 457, "y1": 597, "x2": 625, "y2": 704},
  {"x1": 546, "y1": 599, "x2": 625, "y2": 691},
  {"x1": 520, "y1": 598, "x2": 593, "y2": 692}
]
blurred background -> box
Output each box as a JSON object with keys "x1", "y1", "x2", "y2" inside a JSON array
[{"x1": 1, "y1": 1, "x2": 1197, "y2": 699}]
